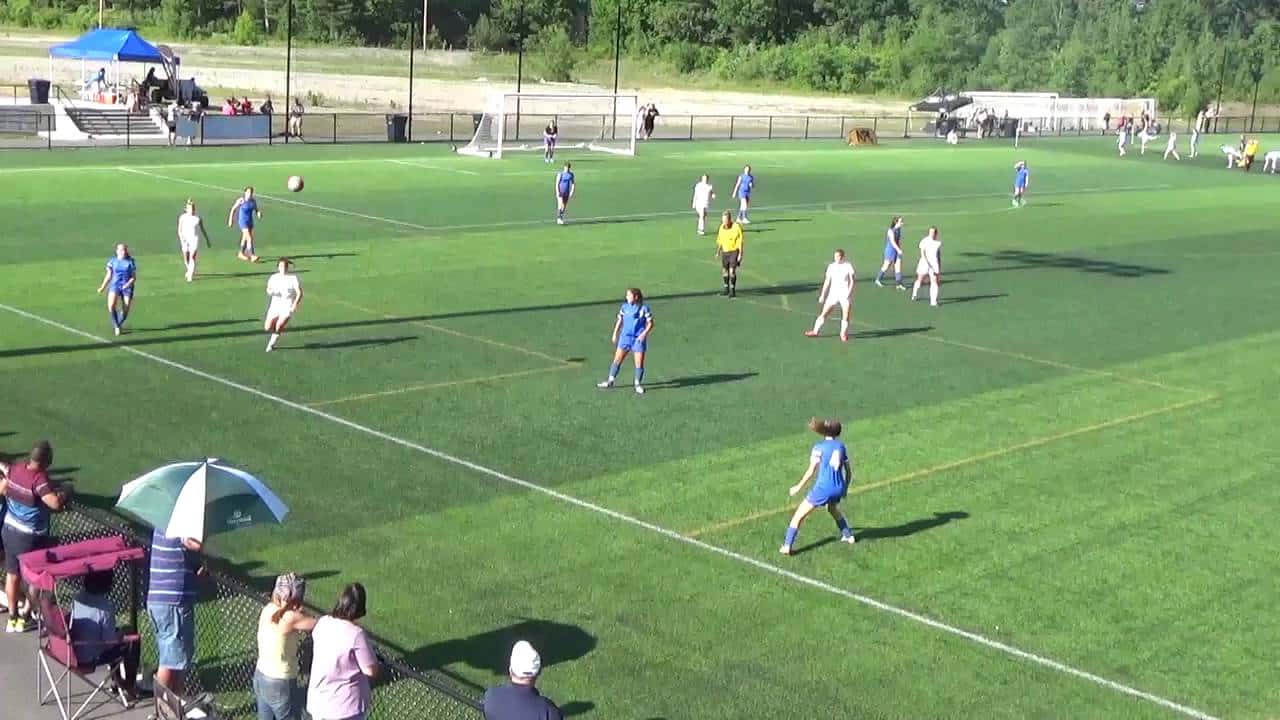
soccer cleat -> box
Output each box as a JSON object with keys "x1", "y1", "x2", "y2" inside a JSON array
[
  {"x1": 556, "y1": 217, "x2": 565, "y2": 225},
  {"x1": 237, "y1": 252, "x2": 249, "y2": 261},
  {"x1": 113, "y1": 326, "x2": 121, "y2": 336},
  {"x1": 778, "y1": 545, "x2": 792, "y2": 556},
  {"x1": 840, "y1": 534, "x2": 856, "y2": 545},
  {"x1": 840, "y1": 332, "x2": 848, "y2": 342},
  {"x1": 803, "y1": 330, "x2": 819, "y2": 337},
  {"x1": 729, "y1": 289, "x2": 736, "y2": 298},
  {"x1": 596, "y1": 380, "x2": 613, "y2": 389},
  {"x1": 875, "y1": 279, "x2": 883, "y2": 287},
  {"x1": 634, "y1": 384, "x2": 645, "y2": 395},
  {"x1": 896, "y1": 284, "x2": 906, "y2": 291},
  {"x1": 740, "y1": 218, "x2": 751, "y2": 225},
  {"x1": 930, "y1": 302, "x2": 939, "y2": 307},
  {"x1": 697, "y1": 230, "x2": 706, "y2": 236},
  {"x1": 6, "y1": 617, "x2": 30, "y2": 633}
]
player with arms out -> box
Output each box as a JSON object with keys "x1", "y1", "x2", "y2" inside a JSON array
[
  {"x1": 543, "y1": 123, "x2": 558, "y2": 164},
  {"x1": 691, "y1": 174, "x2": 715, "y2": 235},
  {"x1": 227, "y1": 186, "x2": 261, "y2": 262},
  {"x1": 554, "y1": 162, "x2": 575, "y2": 225},
  {"x1": 597, "y1": 288, "x2": 653, "y2": 395},
  {"x1": 96, "y1": 243, "x2": 137, "y2": 336},
  {"x1": 730, "y1": 164, "x2": 754, "y2": 224},
  {"x1": 779, "y1": 418, "x2": 855, "y2": 556},
  {"x1": 874, "y1": 216, "x2": 905, "y2": 289},
  {"x1": 1012, "y1": 161, "x2": 1030, "y2": 208},
  {"x1": 177, "y1": 200, "x2": 210, "y2": 282},
  {"x1": 912, "y1": 226, "x2": 942, "y2": 307},
  {"x1": 805, "y1": 249, "x2": 856, "y2": 342},
  {"x1": 714, "y1": 211, "x2": 744, "y2": 298},
  {"x1": 264, "y1": 258, "x2": 302, "y2": 352}
]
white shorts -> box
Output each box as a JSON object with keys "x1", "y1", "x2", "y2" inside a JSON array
[
  {"x1": 822, "y1": 295, "x2": 851, "y2": 313},
  {"x1": 694, "y1": 204, "x2": 709, "y2": 214},
  {"x1": 180, "y1": 238, "x2": 200, "y2": 254},
  {"x1": 916, "y1": 259, "x2": 938, "y2": 276},
  {"x1": 265, "y1": 300, "x2": 294, "y2": 323}
]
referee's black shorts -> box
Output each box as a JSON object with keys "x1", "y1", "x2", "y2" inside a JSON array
[{"x1": 720, "y1": 250, "x2": 740, "y2": 269}]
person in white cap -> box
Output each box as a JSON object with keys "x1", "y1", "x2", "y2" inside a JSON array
[{"x1": 482, "y1": 640, "x2": 563, "y2": 720}]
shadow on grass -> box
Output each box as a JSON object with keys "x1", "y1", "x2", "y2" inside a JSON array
[
  {"x1": 287, "y1": 251, "x2": 359, "y2": 261},
  {"x1": 938, "y1": 293, "x2": 1008, "y2": 306},
  {"x1": 791, "y1": 511, "x2": 969, "y2": 555},
  {"x1": 643, "y1": 372, "x2": 758, "y2": 391},
  {"x1": 282, "y1": 335, "x2": 417, "y2": 351},
  {"x1": 199, "y1": 268, "x2": 311, "y2": 280},
  {"x1": 562, "y1": 700, "x2": 597, "y2": 717},
  {"x1": 404, "y1": 618, "x2": 597, "y2": 679},
  {"x1": 955, "y1": 250, "x2": 1170, "y2": 278},
  {"x1": 143, "y1": 318, "x2": 257, "y2": 332}
]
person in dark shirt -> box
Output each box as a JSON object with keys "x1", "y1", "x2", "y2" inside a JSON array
[{"x1": 482, "y1": 641, "x2": 562, "y2": 720}]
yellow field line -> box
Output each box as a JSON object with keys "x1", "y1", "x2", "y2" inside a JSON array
[
  {"x1": 331, "y1": 299, "x2": 574, "y2": 366},
  {"x1": 308, "y1": 364, "x2": 579, "y2": 406},
  {"x1": 683, "y1": 394, "x2": 1218, "y2": 538}
]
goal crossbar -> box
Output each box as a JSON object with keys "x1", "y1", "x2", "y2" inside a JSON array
[{"x1": 457, "y1": 93, "x2": 640, "y2": 159}]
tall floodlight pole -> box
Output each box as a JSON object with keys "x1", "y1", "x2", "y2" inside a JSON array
[
  {"x1": 611, "y1": 0, "x2": 622, "y2": 138},
  {"x1": 408, "y1": 24, "x2": 416, "y2": 142},
  {"x1": 284, "y1": 0, "x2": 293, "y2": 144},
  {"x1": 515, "y1": 0, "x2": 525, "y2": 140}
]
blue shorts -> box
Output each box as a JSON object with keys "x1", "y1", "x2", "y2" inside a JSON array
[
  {"x1": 617, "y1": 336, "x2": 646, "y2": 354},
  {"x1": 883, "y1": 247, "x2": 900, "y2": 262},
  {"x1": 238, "y1": 220, "x2": 254, "y2": 231},
  {"x1": 557, "y1": 189, "x2": 571, "y2": 201},
  {"x1": 1014, "y1": 184, "x2": 1027, "y2": 193},
  {"x1": 147, "y1": 602, "x2": 195, "y2": 671},
  {"x1": 806, "y1": 488, "x2": 846, "y2": 507},
  {"x1": 737, "y1": 193, "x2": 751, "y2": 201},
  {"x1": 109, "y1": 285, "x2": 134, "y2": 299}
]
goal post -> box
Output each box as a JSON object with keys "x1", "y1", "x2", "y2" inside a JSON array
[{"x1": 457, "y1": 93, "x2": 640, "y2": 159}]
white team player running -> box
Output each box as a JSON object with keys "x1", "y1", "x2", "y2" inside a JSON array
[
  {"x1": 176, "y1": 200, "x2": 210, "y2": 282},
  {"x1": 1117, "y1": 125, "x2": 1129, "y2": 156},
  {"x1": 1263, "y1": 150, "x2": 1280, "y2": 174},
  {"x1": 912, "y1": 226, "x2": 942, "y2": 307},
  {"x1": 691, "y1": 174, "x2": 715, "y2": 235},
  {"x1": 804, "y1": 249, "x2": 856, "y2": 343},
  {"x1": 264, "y1": 257, "x2": 303, "y2": 352},
  {"x1": 1163, "y1": 131, "x2": 1180, "y2": 161}
]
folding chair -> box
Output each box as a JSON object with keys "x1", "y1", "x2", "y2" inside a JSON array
[{"x1": 36, "y1": 590, "x2": 142, "y2": 720}]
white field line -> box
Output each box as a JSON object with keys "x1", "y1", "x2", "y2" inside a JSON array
[
  {"x1": 384, "y1": 158, "x2": 480, "y2": 175},
  {"x1": 114, "y1": 165, "x2": 1173, "y2": 236},
  {"x1": 0, "y1": 300, "x2": 1220, "y2": 720}
]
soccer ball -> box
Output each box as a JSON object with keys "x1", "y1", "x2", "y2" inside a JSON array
[{"x1": 287, "y1": 175, "x2": 304, "y2": 192}]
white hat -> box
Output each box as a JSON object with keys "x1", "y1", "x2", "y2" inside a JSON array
[{"x1": 509, "y1": 640, "x2": 542, "y2": 679}]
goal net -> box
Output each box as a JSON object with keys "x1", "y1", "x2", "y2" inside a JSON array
[
  {"x1": 958, "y1": 92, "x2": 1159, "y2": 135},
  {"x1": 457, "y1": 93, "x2": 639, "y2": 159}
]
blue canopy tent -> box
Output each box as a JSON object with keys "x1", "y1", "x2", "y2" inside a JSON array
[{"x1": 48, "y1": 29, "x2": 166, "y2": 99}]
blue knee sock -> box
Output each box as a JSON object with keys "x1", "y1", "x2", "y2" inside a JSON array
[
  {"x1": 894, "y1": 271, "x2": 902, "y2": 284},
  {"x1": 634, "y1": 366, "x2": 644, "y2": 385},
  {"x1": 875, "y1": 270, "x2": 884, "y2": 282},
  {"x1": 836, "y1": 516, "x2": 852, "y2": 538},
  {"x1": 783, "y1": 526, "x2": 798, "y2": 547},
  {"x1": 608, "y1": 362, "x2": 621, "y2": 380}
]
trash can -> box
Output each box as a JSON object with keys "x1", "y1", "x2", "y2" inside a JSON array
[
  {"x1": 27, "y1": 79, "x2": 50, "y2": 105},
  {"x1": 386, "y1": 113, "x2": 409, "y2": 143}
]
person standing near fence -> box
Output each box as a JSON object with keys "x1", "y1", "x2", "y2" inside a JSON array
[
  {"x1": 307, "y1": 583, "x2": 381, "y2": 720},
  {"x1": 147, "y1": 528, "x2": 204, "y2": 693},
  {"x1": 0, "y1": 440, "x2": 69, "y2": 633},
  {"x1": 483, "y1": 640, "x2": 563, "y2": 720},
  {"x1": 255, "y1": 573, "x2": 316, "y2": 720}
]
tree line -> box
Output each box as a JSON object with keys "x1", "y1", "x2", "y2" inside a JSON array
[{"x1": 5, "y1": 0, "x2": 1278, "y2": 113}]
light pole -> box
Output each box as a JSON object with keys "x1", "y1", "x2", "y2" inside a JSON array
[
  {"x1": 1247, "y1": 54, "x2": 1264, "y2": 132},
  {"x1": 284, "y1": 0, "x2": 293, "y2": 144},
  {"x1": 514, "y1": 0, "x2": 525, "y2": 140},
  {"x1": 611, "y1": 0, "x2": 623, "y2": 139}
]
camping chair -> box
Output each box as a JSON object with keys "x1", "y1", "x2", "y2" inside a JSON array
[
  {"x1": 36, "y1": 591, "x2": 141, "y2": 720},
  {"x1": 19, "y1": 536, "x2": 146, "y2": 720}
]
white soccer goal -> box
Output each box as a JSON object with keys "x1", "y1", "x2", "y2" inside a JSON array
[
  {"x1": 457, "y1": 93, "x2": 640, "y2": 159},
  {"x1": 959, "y1": 91, "x2": 1158, "y2": 134}
]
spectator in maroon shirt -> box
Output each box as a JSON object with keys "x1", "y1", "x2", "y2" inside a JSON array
[{"x1": 0, "y1": 440, "x2": 70, "y2": 633}]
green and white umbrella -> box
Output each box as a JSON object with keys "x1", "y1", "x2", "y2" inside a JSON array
[{"x1": 116, "y1": 459, "x2": 289, "y2": 540}]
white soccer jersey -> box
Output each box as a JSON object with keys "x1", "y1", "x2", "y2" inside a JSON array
[
  {"x1": 824, "y1": 261, "x2": 856, "y2": 299},
  {"x1": 692, "y1": 181, "x2": 714, "y2": 209},
  {"x1": 178, "y1": 214, "x2": 202, "y2": 247},
  {"x1": 918, "y1": 236, "x2": 942, "y2": 273},
  {"x1": 1166, "y1": 133, "x2": 1177, "y2": 150},
  {"x1": 266, "y1": 272, "x2": 300, "y2": 303}
]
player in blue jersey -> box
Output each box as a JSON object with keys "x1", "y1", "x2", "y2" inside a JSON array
[
  {"x1": 96, "y1": 243, "x2": 137, "y2": 336},
  {"x1": 730, "y1": 164, "x2": 754, "y2": 224},
  {"x1": 780, "y1": 417, "x2": 855, "y2": 555},
  {"x1": 227, "y1": 186, "x2": 261, "y2": 262},
  {"x1": 1012, "y1": 161, "x2": 1030, "y2": 208},
  {"x1": 554, "y1": 162, "x2": 575, "y2": 225},
  {"x1": 874, "y1": 216, "x2": 906, "y2": 289},
  {"x1": 597, "y1": 288, "x2": 653, "y2": 395},
  {"x1": 543, "y1": 123, "x2": 558, "y2": 163}
]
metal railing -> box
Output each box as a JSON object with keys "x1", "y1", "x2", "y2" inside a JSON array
[{"x1": 47, "y1": 503, "x2": 482, "y2": 720}]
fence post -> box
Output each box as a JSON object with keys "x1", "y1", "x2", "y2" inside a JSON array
[
  {"x1": 729, "y1": 116, "x2": 735, "y2": 140},
  {"x1": 46, "y1": 110, "x2": 52, "y2": 150},
  {"x1": 449, "y1": 113, "x2": 455, "y2": 142},
  {"x1": 903, "y1": 117, "x2": 908, "y2": 139},
  {"x1": 126, "y1": 112, "x2": 130, "y2": 149},
  {"x1": 839, "y1": 116, "x2": 846, "y2": 139},
  {"x1": 768, "y1": 116, "x2": 772, "y2": 140},
  {"x1": 688, "y1": 115, "x2": 693, "y2": 140},
  {"x1": 872, "y1": 117, "x2": 878, "y2": 137},
  {"x1": 804, "y1": 116, "x2": 810, "y2": 140},
  {"x1": 332, "y1": 114, "x2": 337, "y2": 144}
]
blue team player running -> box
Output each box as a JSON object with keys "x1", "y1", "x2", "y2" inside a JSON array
[
  {"x1": 227, "y1": 186, "x2": 262, "y2": 262},
  {"x1": 874, "y1": 216, "x2": 906, "y2": 290},
  {"x1": 780, "y1": 417, "x2": 855, "y2": 555},
  {"x1": 730, "y1": 164, "x2": 754, "y2": 224},
  {"x1": 1012, "y1": 160, "x2": 1030, "y2": 208},
  {"x1": 554, "y1": 162, "x2": 575, "y2": 225},
  {"x1": 96, "y1": 243, "x2": 137, "y2": 336},
  {"x1": 543, "y1": 122, "x2": 558, "y2": 163},
  {"x1": 597, "y1": 288, "x2": 653, "y2": 395}
]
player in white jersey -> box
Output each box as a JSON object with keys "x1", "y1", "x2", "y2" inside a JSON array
[
  {"x1": 912, "y1": 227, "x2": 942, "y2": 307},
  {"x1": 1189, "y1": 126, "x2": 1200, "y2": 158},
  {"x1": 1263, "y1": 150, "x2": 1280, "y2": 174},
  {"x1": 691, "y1": 175, "x2": 715, "y2": 235},
  {"x1": 1163, "y1": 131, "x2": 1180, "y2": 161},
  {"x1": 1117, "y1": 126, "x2": 1129, "y2": 156},
  {"x1": 1220, "y1": 143, "x2": 1243, "y2": 168},
  {"x1": 176, "y1": 200, "x2": 210, "y2": 282},
  {"x1": 264, "y1": 258, "x2": 302, "y2": 352},
  {"x1": 804, "y1": 249, "x2": 856, "y2": 343}
]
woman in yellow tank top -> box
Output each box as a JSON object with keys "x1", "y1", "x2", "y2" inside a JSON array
[{"x1": 255, "y1": 573, "x2": 317, "y2": 720}]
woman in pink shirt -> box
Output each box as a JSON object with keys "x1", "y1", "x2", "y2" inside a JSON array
[{"x1": 307, "y1": 583, "x2": 381, "y2": 720}]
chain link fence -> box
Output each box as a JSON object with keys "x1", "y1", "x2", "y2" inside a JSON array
[{"x1": 46, "y1": 503, "x2": 482, "y2": 720}]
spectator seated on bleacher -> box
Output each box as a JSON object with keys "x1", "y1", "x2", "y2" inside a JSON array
[
  {"x1": 239, "y1": 97, "x2": 254, "y2": 115},
  {"x1": 222, "y1": 98, "x2": 237, "y2": 116}
]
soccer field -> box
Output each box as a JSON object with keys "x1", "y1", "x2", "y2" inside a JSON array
[{"x1": 2, "y1": 135, "x2": 1277, "y2": 719}]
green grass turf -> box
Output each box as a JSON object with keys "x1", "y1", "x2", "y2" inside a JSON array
[{"x1": 1, "y1": 135, "x2": 1278, "y2": 719}]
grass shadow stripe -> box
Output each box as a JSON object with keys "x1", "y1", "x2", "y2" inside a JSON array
[
  {"x1": 0, "y1": 300, "x2": 1220, "y2": 720},
  {"x1": 308, "y1": 364, "x2": 579, "y2": 406},
  {"x1": 684, "y1": 394, "x2": 1220, "y2": 539}
]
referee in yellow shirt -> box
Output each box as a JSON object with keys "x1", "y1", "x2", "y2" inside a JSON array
[{"x1": 715, "y1": 210, "x2": 744, "y2": 298}]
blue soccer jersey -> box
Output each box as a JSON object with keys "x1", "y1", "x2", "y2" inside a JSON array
[
  {"x1": 557, "y1": 170, "x2": 574, "y2": 196},
  {"x1": 809, "y1": 438, "x2": 850, "y2": 499},
  {"x1": 884, "y1": 226, "x2": 902, "y2": 258},
  {"x1": 106, "y1": 256, "x2": 136, "y2": 290},
  {"x1": 736, "y1": 172, "x2": 754, "y2": 198},
  {"x1": 1014, "y1": 166, "x2": 1029, "y2": 188},
  {"x1": 237, "y1": 198, "x2": 258, "y2": 228},
  {"x1": 618, "y1": 302, "x2": 651, "y2": 338}
]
